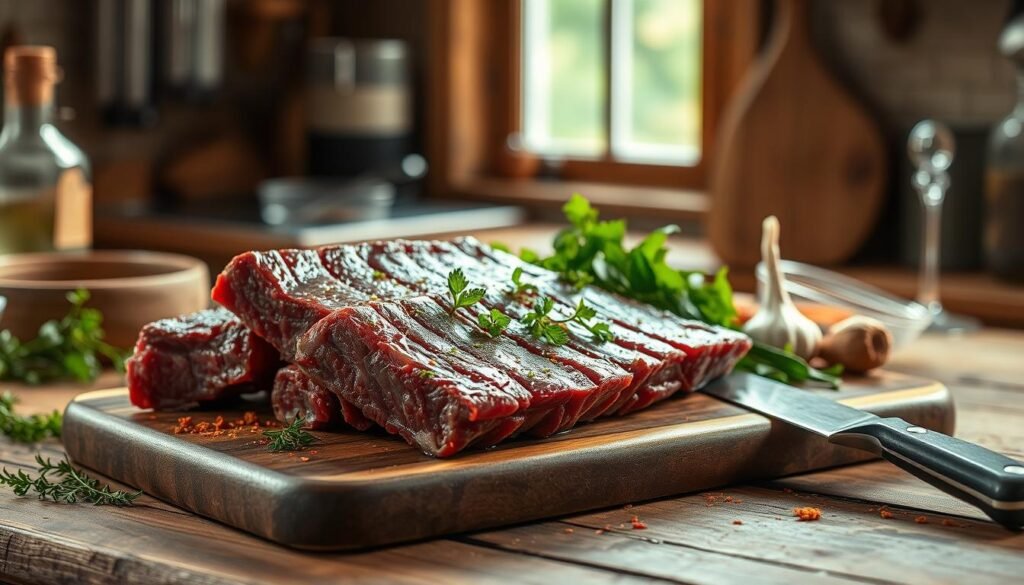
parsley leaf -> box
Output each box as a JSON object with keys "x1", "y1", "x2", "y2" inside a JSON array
[
  {"x1": 477, "y1": 309, "x2": 511, "y2": 337},
  {"x1": 520, "y1": 297, "x2": 613, "y2": 346},
  {"x1": 510, "y1": 267, "x2": 538, "y2": 295},
  {"x1": 517, "y1": 194, "x2": 839, "y2": 388},
  {"x1": 447, "y1": 269, "x2": 487, "y2": 313},
  {"x1": 0, "y1": 288, "x2": 129, "y2": 385},
  {"x1": 0, "y1": 392, "x2": 62, "y2": 443}
]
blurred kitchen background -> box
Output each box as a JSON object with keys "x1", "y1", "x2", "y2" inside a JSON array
[{"x1": 2, "y1": 0, "x2": 1023, "y2": 326}]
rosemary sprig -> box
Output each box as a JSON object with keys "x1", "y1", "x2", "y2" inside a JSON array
[
  {"x1": 0, "y1": 392, "x2": 62, "y2": 443},
  {"x1": 263, "y1": 417, "x2": 318, "y2": 452},
  {"x1": 0, "y1": 454, "x2": 141, "y2": 506},
  {"x1": 447, "y1": 269, "x2": 486, "y2": 314},
  {"x1": 477, "y1": 308, "x2": 511, "y2": 337},
  {"x1": 521, "y1": 297, "x2": 614, "y2": 346}
]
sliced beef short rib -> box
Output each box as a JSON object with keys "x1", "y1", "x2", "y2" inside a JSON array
[
  {"x1": 126, "y1": 308, "x2": 281, "y2": 410},
  {"x1": 128, "y1": 308, "x2": 371, "y2": 431},
  {"x1": 213, "y1": 237, "x2": 751, "y2": 457}
]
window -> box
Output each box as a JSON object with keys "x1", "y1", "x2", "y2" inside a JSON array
[
  {"x1": 425, "y1": 0, "x2": 757, "y2": 211},
  {"x1": 521, "y1": 0, "x2": 703, "y2": 166}
]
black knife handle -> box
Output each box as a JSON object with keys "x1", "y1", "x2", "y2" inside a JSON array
[{"x1": 831, "y1": 417, "x2": 1024, "y2": 529}]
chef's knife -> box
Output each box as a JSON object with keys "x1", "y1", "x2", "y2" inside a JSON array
[{"x1": 703, "y1": 372, "x2": 1024, "y2": 529}]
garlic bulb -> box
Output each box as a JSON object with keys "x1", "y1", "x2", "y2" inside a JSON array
[{"x1": 743, "y1": 216, "x2": 822, "y2": 360}]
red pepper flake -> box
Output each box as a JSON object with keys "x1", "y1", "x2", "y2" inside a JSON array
[
  {"x1": 914, "y1": 516, "x2": 929, "y2": 524},
  {"x1": 880, "y1": 509, "x2": 895, "y2": 520},
  {"x1": 630, "y1": 515, "x2": 647, "y2": 530},
  {"x1": 173, "y1": 416, "x2": 193, "y2": 434},
  {"x1": 309, "y1": 450, "x2": 319, "y2": 455},
  {"x1": 732, "y1": 519, "x2": 743, "y2": 526},
  {"x1": 171, "y1": 411, "x2": 274, "y2": 437},
  {"x1": 793, "y1": 507, "x2": 821, "y2": 521}
]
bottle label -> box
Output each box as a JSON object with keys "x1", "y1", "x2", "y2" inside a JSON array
[{"x1": 53, "y1": 167, "x2": 92, "y2": 250}]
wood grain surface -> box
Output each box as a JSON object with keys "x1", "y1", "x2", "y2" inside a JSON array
[
  {"x1": 0, "y1": 329, "x2": 1023, "y2": 584},
  {"x1": 708, "y1": 0, "x2": 887, "y2": 267},
  {"x1": 60, "y1": 373, "x2": 952, "y2": 550}
]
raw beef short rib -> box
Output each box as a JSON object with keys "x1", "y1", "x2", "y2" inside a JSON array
[
  {"x1": 126, "y1": 308, "x2": 281, "y2": 410},
  {"x1": 213, "y1": 237, "x2": 751, "y2": 456}
]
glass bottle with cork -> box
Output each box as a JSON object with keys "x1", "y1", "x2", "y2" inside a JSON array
[{"x1": 0, "y1": 45, "x2": 92, "y2": 254}]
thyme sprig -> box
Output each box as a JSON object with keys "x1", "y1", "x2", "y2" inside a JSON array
[
  {"x1": 0, "y1": 454, "x2": 141, "y2": 506},
  {"x1": 263, "y1": 417, "x2": 318, "y2": 452},
  {"x1": 0, "y1": 392, "x2": 62, "y2": 443},
  {"x1": 447, "y1": 269, "x2": 486, "y2": 314}
]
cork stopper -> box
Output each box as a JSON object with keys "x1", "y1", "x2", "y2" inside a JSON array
[{"x1": 4, "y1": 45, "x2": 60, "y2": 106}]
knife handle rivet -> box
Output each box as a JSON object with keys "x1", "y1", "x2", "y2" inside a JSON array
[
  {"x1": 906, "y1": 426, "x2": 928, "y2": 434},
  {"x1": 1005, "y1": 465, "x2": 1024, "y2": 475}
]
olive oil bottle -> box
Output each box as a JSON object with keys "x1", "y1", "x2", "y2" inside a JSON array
[{"x1": 0, "y1": 46, "x2": 91, "y2": 254}]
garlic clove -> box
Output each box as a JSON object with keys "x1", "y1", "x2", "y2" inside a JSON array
[
  {"x1": 819, "y1": 315, "x2": 893, "y2": 373},
  {"x1": 743, "y1": 216, "x2": 822, "y2": 360}
]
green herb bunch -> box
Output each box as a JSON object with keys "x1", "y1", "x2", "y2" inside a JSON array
[
  {"x1": 513, "y1": 194, "x2": 840, "y2": 387},
  {"x1": 0, "y1": 289, "x2": 130, "y2": 384},
  {"x1": 0, "y1": 454, "x2": 141, "y2": 506},
  {"x1": 0, "y1": 392, "x2": 62, "y2": 443}
]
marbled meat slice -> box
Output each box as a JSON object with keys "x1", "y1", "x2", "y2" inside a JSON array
[
  {"x1": 126, "y1": 308, "x2": 280, "y2": 409},
  {"x1": 271, "y1": 364, "x2": 376, "y2": 431},
  {"x1": 213, "y1": 238, "x2": 751, "y2": 456}
]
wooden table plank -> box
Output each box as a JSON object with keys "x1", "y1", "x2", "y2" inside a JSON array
[
  {"x1": 551, "y1": 487, "x2": 1024, "y2": 585},
  {"x1": 2, "y1": 294, "x2": 1024, "y2": 583}
]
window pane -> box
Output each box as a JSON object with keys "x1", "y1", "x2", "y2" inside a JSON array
[
  {"x1": 611, "y1": 0, "x2": 701, "y2": 165},
  {"x1": 521, "y1": 0, "x2": 606, "y2": 157}
]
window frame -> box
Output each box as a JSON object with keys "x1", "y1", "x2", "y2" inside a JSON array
[{"x1": 425, "y1": 0, "x2": 760, "y2": 216}]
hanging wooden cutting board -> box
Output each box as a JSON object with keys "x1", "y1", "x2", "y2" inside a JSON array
[{"x1": 709, "y1": 0, "x2": 887, "y2": 267}]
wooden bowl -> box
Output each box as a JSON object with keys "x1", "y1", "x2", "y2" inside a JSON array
[{"x1": 0, "y1": 250, "x2": 209, "y2": 349}]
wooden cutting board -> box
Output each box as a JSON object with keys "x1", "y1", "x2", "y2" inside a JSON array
[
  {"x1": 62, "y1": 372, "x2": 952, "y2": 550},
  {"x1": 708, "y1": 0, "x2": 887, "y2": 267}
]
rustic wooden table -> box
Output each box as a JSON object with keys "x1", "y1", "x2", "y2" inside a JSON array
[
  {"x1": 1, "y1": 331, "x2": 1021, "y2": 584},
  {"x1": 1, "y1": 226, "x2": 1022, "y2": 584}
]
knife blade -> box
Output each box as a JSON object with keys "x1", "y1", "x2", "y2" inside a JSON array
[{"x1": 703, "y1": 372, "x2": 1024, "y2": 529}]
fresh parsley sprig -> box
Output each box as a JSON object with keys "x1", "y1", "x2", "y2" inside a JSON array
[
  {"x1": 521, "y1": 297, "x2": 613, "y2": 346},
  {"x1": 0, "y1": 288, "x2": 130, "y2": 385},
  {"x1": 512, "y1": 194, "x2": 840, "y2": 388},
  {"x1": 568, "y1": 300, "x2": 616, "y2": 343},
  {"x1": 510, "y1": 267, "x2": 537, "y2": 296},
  {"x1": 0, "y1": 454, "x2": 141, "y2": 506},
  {"x1": 521, "y1": 298, "x2": 570, "y2": 346},
  {"x1": 263, "y1": 417, "x2": 318, "y2": 452},
  {"x1": 447, "y1": 269, "x2": 487, "y2": 314},
  {"x1": 477, "y1": 309, "x2": 511, "y2": 337},
  {"x1": 0, "y1": 392, "x2": 62, "y2": 443}
]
